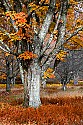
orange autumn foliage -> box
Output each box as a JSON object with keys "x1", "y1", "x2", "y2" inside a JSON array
[
  {"x1": 44, "y1": 68, "x2": 55, "y2": 79},
  {"x1": 18, "y1": 51, "x2": 37, "y2": 60},
  {"x1": 5, "y1": 11, "x2": 27, "y2": 26},
  {"x1": 5, "y1": 11, "x2": 34, "y2": 42}
]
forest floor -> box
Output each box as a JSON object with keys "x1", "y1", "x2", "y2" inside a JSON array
[{"x1": 0, "y1": 83, "x2": 83, "y2": 125}]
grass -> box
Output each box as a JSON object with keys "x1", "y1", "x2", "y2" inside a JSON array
[
  {"x1": 0, "y1": 79, "x2": 83, "y2": 89},
  {"x1": 46, "y1": 80, "x2": 83, "y2": 87},
  {"x1": 46, "y1": 83, "x2": 62, "y2": 87},
  {"x1": 0, "y1": 84, "x2": 6, "y2": 88},
  {"x1": 69, "y1": 80, "x2": 83, "y2": 86},
  {"x1": 0, "y1": 84, "x2": 23, "y2": 89}
]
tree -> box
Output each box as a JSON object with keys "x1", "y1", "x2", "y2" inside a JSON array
[
  {"x1": 0, "y1": 0, "x2": 83, "y2": 107},
  {"x1": 0, "y1": 50, "x2": 20, "y2": 91},
  {"x1": 55, "y1": 48, "x2": 83, "y2": 90},
  {"x1": 0, "y1": 51, "x2": 7, "y2": 83},
  {"x1": 5, "y1": 54, "x2": 20, "y2": 91}
]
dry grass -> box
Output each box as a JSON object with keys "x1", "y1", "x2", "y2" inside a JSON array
[
  {"x1": 0, "y1": 84, "x2": 23, "y2": 89},
  {"x1": 0, "y1": 84, "x2": 83, "y2": 125},
  {"x1": 0, "y1": 84, "x2": 6, "y2": 89}
]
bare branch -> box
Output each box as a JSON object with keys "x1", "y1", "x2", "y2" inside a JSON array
[
  {"x1": 18, "y1": 0, "x2": 23, "y2": 6},
  {"x1": 2, "y1": 0, "x2": 10, "y2": 11},
  {"x1": 0, "y1": 41, "x2": 10, "y2": 53}
]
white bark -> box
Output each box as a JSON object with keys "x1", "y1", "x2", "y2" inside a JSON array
[
  {"x1": 53, "y1": 1, "x2": 68, "y2": 52},
  {"x1": 41, "y1": 5, "x2": 62, "y2": 56},
  {"x1": 19, "y1": 62, "x2": 24, "y2": 84},
  {"x1": 39, "y1": 13, "x2": 53, "y2": 42},
  {"x1": 0, "y1": 44, "x2": 9, "y2": 53},
  {"x1": 28, "y1": 62, "x2": 41, "y2": 108},
  {"x1": 39, "y1": 0, "x2": 56, "y2": 43}
]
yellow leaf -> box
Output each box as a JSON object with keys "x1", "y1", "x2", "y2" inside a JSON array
[
  {"x1": 53, "y1": 30, "x2": 58, "y2": 35},
  {"x1": 5, "y1": 53, "x2": 10, "y2": 57}
]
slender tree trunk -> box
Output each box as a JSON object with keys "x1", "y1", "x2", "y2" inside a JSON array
[
  {"x1": 11, "y1": 56, "x2": 16, "y2": 85},
  {"x1": 17, "y1": 40, "x2": 24, "y2": 84},
  {"x1": 19, "y1": 62, "x2": 24, "y2": 84},
  {"x1": 6, "y1": 56, "x2": 11, "y2": 92},
  {"x1": 6, "y1": 76, "x2": 11, "y2": 92}
]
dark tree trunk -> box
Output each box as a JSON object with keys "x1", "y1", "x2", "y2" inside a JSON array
[{"x1": 6, "y1": 56, "x2": 11, "y2": 92}]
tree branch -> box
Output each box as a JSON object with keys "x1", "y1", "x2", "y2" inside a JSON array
[
  {"x1": 0, "y1": 41, "x2": 10, "y2": 53},
  {"x1": 39, "y1": 0, "x2": 56, "y2": 44},
  {"x1": 65, "y1": 26, "x2": 83, "y2": 43},
  {"x1": 2, "y1": 0, "x2": 10, "y2": 11},
  {"x1": 0, "y1": 27, "x2": 10, "y2": 37},
  {"x1": 39, "y1": 3, "x2": 63, "y2": 59},
  {"x1": 42, "y1": 0, "x2": 68, "y2": 66}
]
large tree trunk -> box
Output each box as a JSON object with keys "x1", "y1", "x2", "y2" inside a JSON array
[{"x1": 24, "y1": 61, "x2": 41, "y2": 108}]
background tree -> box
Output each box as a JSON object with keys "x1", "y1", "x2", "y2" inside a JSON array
[
  {"x1": 0, "y1": 50, "x2": 20, "y2": 91},
  {"x1": 55, "y1": 48, "x2": 83, "y2": 90},
  {"x1": 0, "y1": 51, "x2": 6, "y2": 83}
]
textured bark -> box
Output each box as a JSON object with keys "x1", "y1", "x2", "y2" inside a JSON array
[
  {"x1": 27, "y1": 61, "x2": 41, "y2": 107},
  {"x1": 19, "y1": 62, "x2": 24, "y2": 84},
  {"x1": 56, "y1": 0, "x2": 68, "y2": 49},
  {"x1": 39, "y1": 0, "x2": 56, "y2": 43},
  {"x1": 24, "y1": 1, "x2": 56, "y2": 107},
  {"x1": 23, "y1": 70, "x2": 29, "y2": 107}
]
